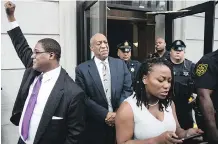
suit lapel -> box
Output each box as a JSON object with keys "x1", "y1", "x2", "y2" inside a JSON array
[
  {"x1": 12, "y1": 70, "x2": 40, "y2": 125},
  {"x1": 88, "y1": 60, "x2": 108, "y2": 103},
  {"x1": 108, "y1": 57, "x2": 117, "y2": 99},
  {"x1": 33, "y1": 68, "x2": 65, "y2": 144},
  {"x1": 21, "y1": 70, "x2": 41, "y2": 104}
]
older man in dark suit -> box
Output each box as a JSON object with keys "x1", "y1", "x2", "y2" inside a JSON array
[
  {"x1": 5, "y1": 1, "x2": 85, "y2": 144},
  {"x1": 75, "y1": 33, "x2": 133, "y2": 144}
]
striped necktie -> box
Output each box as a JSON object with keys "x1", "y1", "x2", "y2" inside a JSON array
[{"x1": 102, "y1": 62, "x2": 113, "y2": 112}]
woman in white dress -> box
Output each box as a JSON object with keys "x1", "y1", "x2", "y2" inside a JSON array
[{"x1": 115, "y1": 58, "x2": 203, "y2": 144}]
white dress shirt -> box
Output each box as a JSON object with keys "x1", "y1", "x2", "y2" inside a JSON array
[
  {"x1": 19, "y1": 66, "x2": 61, "y2": 144},
  {"x1": 94, "y1": 57, "x2": 110, "y2": 84},
  {"x1": 9, "y1": 21, "x2": 19, "y2": 30},
  {"x1": 94, "y1": 57, "x2": 113, "y2": 111}
]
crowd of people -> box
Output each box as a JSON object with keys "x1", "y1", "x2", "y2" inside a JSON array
[{"x1": 4, "y1": 1, "x2": 218, "y2": 144}]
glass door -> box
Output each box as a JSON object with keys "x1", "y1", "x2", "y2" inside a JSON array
[
  {"x1": 84, "y1": 1, "x2": 107, "y2": 59},
  {"x1": 146, "y1": 1, "x2": 216, "y2": 53}
]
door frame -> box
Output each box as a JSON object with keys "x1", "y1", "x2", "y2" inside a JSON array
[
  {"x1": 162, "y1": 1, "x2": 217, "y2": 54},
  {"x1": 76, "y1": 1, "x2": 172, "y2": 64},
  {"x1": 77, "y1": 1, "x2": 217, "y2": 64},
  {"x1": 76, "y1": 1, "x2": 107, "y2": 65}
]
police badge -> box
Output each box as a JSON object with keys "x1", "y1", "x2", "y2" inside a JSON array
[
  {"x1": 124, "y1": 41, "x2": 129, "y2": 46},
  {"x1": 183, "y1": 72, "x2": 189, "y2": 76},
  {"x1": 130, "y1": 67, "x2": 135, "y2": 72}
]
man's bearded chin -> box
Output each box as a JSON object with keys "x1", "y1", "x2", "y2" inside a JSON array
[{"x1": 156, "y1": 48, "x2": 164, "y2": 52}]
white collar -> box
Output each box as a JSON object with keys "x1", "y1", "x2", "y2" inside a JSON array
[
  {"x1": 94, "y1": 57, "x2": 109, "y2": 65},
  {"x1": 41, "y1": 66, "x2": 61, "y2": 82}
]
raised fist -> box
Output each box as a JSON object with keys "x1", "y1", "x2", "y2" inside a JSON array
[{"x1": 4, "y1": 1, "x2": 16, "y2": 16}]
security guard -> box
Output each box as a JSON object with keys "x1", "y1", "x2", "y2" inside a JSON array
[
  {"x1": 117, "y1": 41, "x2": 141, "y2": 85},
  {"x1": 148, "y1": 37, "x2": 170, "y2": 59},
  {"x1": 194, "y1": 49, "x2": 218, "y2": 143},
  {"x1": 169, "y1": 40, "x2": 196, "y2": 129}
]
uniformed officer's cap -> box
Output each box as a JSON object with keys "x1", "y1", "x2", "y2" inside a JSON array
[
  {"x1": 117, "y1": 41, "x2": 132, "y2": 53},
  {"x1": 171, "y1": 40, "x2": 186, "y2": 51}
]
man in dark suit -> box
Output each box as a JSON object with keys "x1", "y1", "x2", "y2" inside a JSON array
[
  {"x1": 5, "y1": 1, "x2": 85, "y2": 144},
  {"x1": 75, "y1": 33, "x2": 133, "y2": 144}
]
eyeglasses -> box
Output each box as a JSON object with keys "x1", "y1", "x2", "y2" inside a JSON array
[{"x1": 32, "y1": 51, "x2": 48, "y2": 55}]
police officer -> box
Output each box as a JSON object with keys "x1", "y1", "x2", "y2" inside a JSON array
[
  {"x1": 117, "y1": 41, "x2": 141, "y2": 85},
  {"x1": 169, "y1": 40, "x2": 196, "y2": 129},
  {"x1": 194, "y1": 49, "x2": 218, "y2": 143},
  {"x1": 148, "y1": 37, "x2": 170, "y2": 59}
]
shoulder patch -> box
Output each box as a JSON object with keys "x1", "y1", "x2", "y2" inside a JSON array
[{"x1": 196, "y1": 64, "x2": 208, "y2": 77}]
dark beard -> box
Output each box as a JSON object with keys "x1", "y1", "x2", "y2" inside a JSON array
[{"x1": 156, "y1": 49, "x2": 164, "y2": 53}]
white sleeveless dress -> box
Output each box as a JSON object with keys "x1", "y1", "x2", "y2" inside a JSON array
[{"x1": 125, "y1": 95, "x2": 176, "y2": 140}]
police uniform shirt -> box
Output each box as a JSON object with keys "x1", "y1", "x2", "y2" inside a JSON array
[
  {"x1": 171, "y1": 59, "x2": 195, "y2": 85},
  {"x1": 171, "y1": 59, "x2": 195, "y2": 129},
  {"x1": 195, "y1": 50, "x2": 218, "y2": 110},
  {"x1": 125, "y1": 60, "x2": 141, "y2": 83}
]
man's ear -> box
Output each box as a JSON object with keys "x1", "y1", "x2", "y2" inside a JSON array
[
  {"x1": 170, "y1": 50, "x2": 172, "y2": 55},
  {"x1": 49, "y1": 52, "x2": 55, "y2": 60},
  {"x1": 90, "y1": 45, "x2": 94, "y2": 51}
]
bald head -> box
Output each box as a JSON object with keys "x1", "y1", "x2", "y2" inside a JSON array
[
  {"x1": 90, "y1": 33, "x2": 109, "y2": 60},
  {"x1": 90, "y1": 33, "x2": 107, "y2": 47},
  {"x1": 156, "y1": 37, "x2": 165, "y2": 42},
  {"x1": 155, "y1": 37, "x2": 166, "y2": 52}
]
